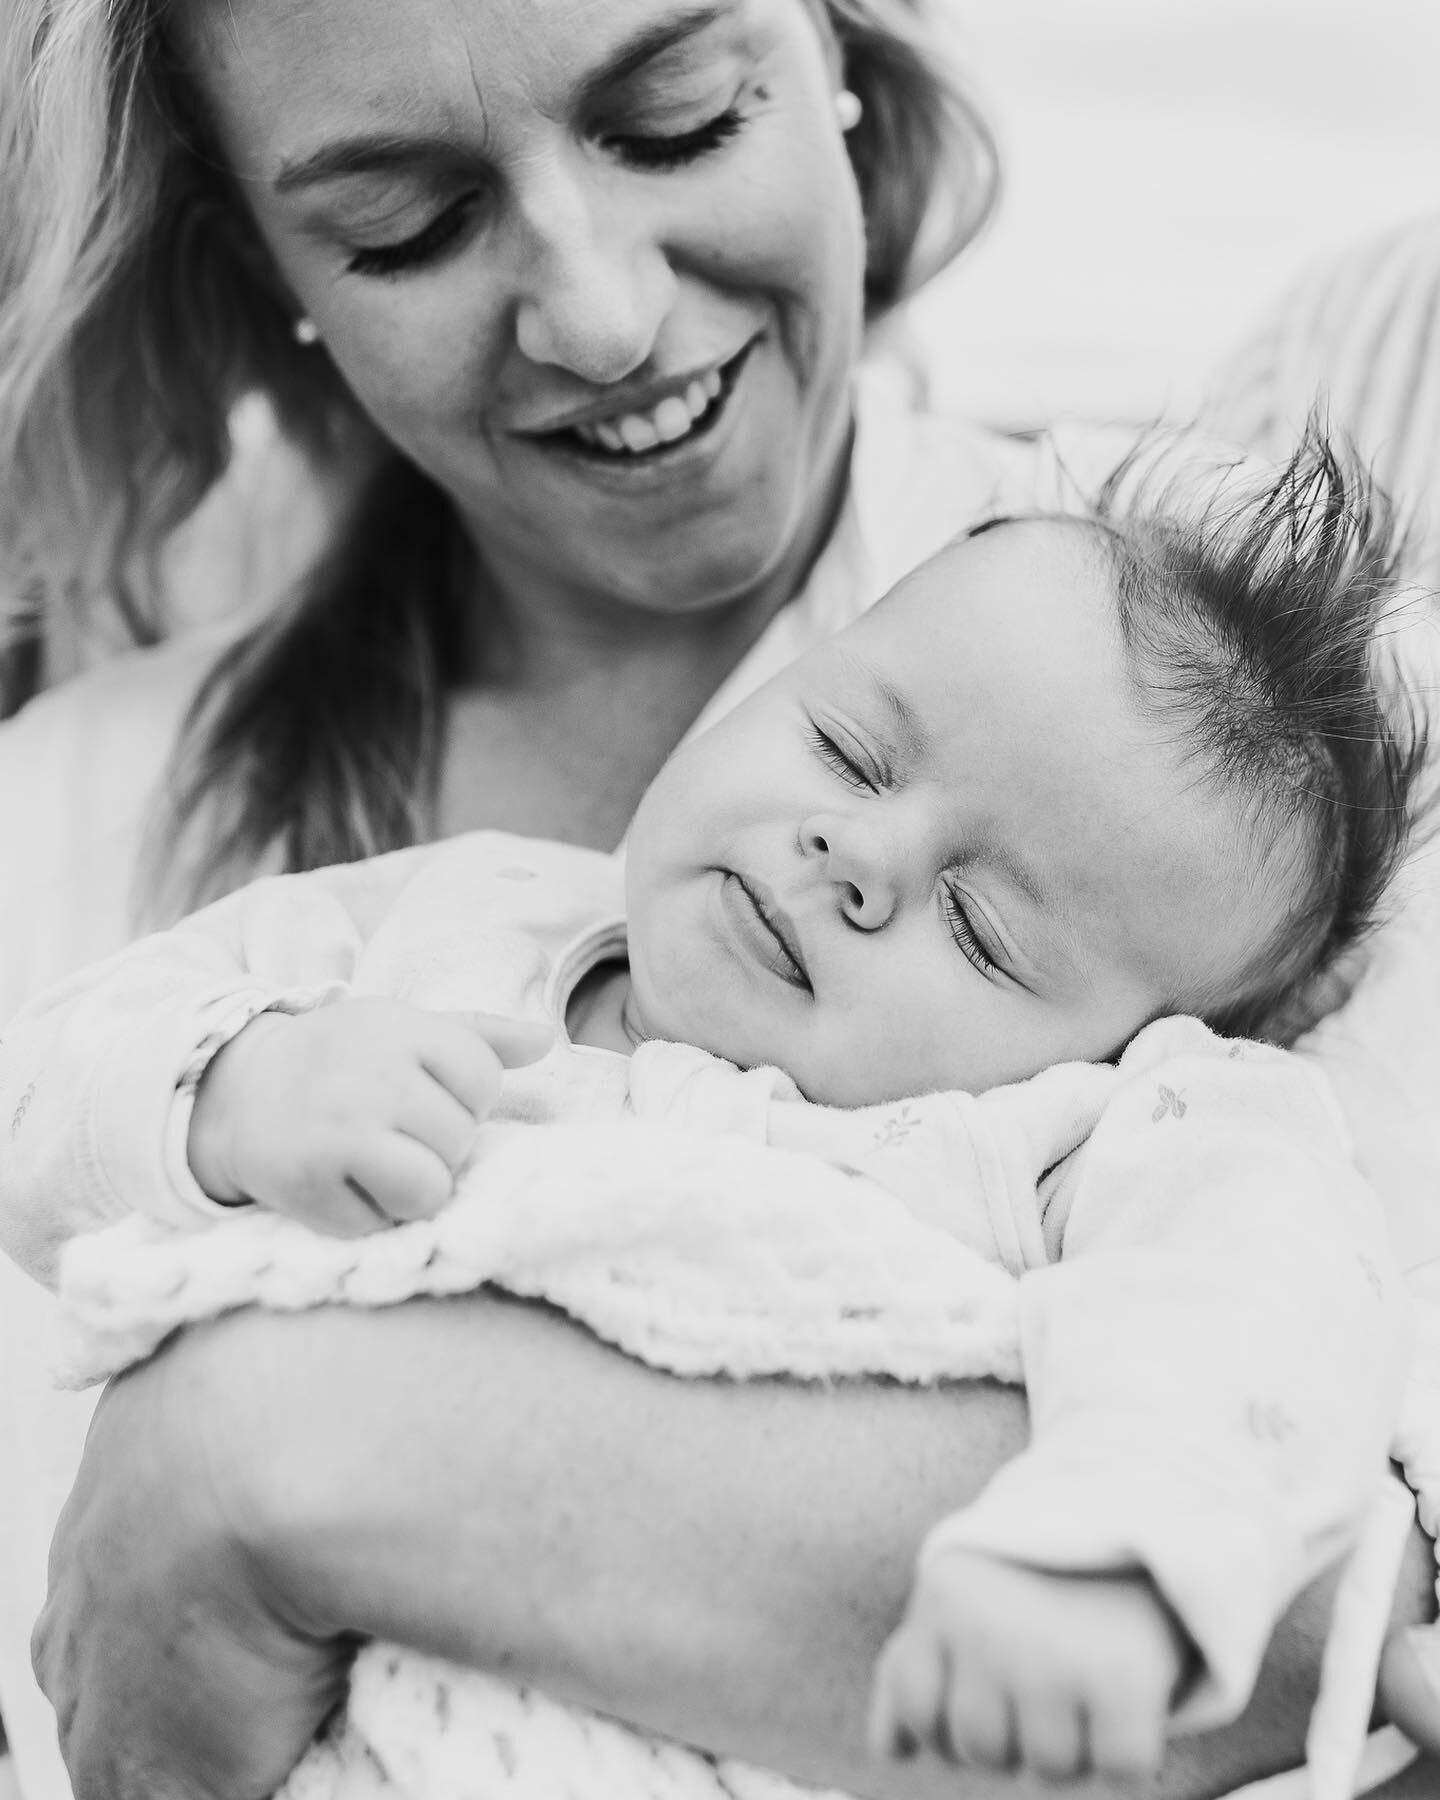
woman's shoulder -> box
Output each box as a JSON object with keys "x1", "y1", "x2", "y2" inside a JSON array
[
  {"x1": 1211, "y1": 215, "x2": 1440, "y2": 426},
  {"x1": 0, "y1": 625, "x2": 230, "y2": 802},
  {"x1": 851, "y1": 354, "x2": 1157, "y2": 591},
  {"x1": 1205, "y1": 214, "x2": 1440, "y2": 585},
  {"x1": 849, "y1": 356, "x2": 1090, "y2": 593},
  {"x1": 0, "y1": 628, "x2": 236, "y2": 1017}
]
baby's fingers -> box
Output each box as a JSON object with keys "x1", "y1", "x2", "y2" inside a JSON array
[
  {"x1": 1087, "y1": 1695, "x2": 1167, "y2": 1782},
  {"x1": 345, "y1": 1134, "x2": 456, "y2": 1227},
  {"x1": 391, "y1": 1077, "x2": 483, "y2": 1195},
  {"x1": 1014, "y1": 1690, "x2": 1087, "y2": 1783},
  {"x1": 420, "y1": 1014, "x2": 552, "y2": 1120},
  {"x1": 869, "y1": 1626, "x2": 947, "y2": 1761},
  {"x1": 942, "y1": 1661, "x2": 1017, "y2": 1772}
]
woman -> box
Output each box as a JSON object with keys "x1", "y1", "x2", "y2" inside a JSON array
[{"x1": 0, "y1": 1, "x2": 1434, "y2": 1796}]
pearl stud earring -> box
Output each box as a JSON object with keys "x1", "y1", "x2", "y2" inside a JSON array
[
  {"x1": 293, "y1": 316, "x2": 321, "y2": 346},
  {"x1": 834, "y1": 89, "x2": 863, "y2": 132}
]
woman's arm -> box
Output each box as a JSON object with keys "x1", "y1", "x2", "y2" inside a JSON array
[{"x1": 36, "y1": 1293, "x2": 1436, "y2": 1800}]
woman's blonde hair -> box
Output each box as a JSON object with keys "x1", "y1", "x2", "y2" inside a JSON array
[{"x1": 0, "y1": 0, "x2": 998, "y2": 910}]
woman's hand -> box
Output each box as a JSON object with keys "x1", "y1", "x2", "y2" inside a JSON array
[
  {"x1": 1379, "y1": 1623, "x2": 1440, "y2": 1756},
  {"x1": 32, "y1": 1316, "x2": 354, "y2": 1800},
  {"x1": 32, "y1": 1292, "x2": 1033, "y2": 1800},
  {"x1": 33, "y1": 1288, "x2": 1438, "y2": 1800}
]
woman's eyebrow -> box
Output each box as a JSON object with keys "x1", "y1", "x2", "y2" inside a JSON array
[
  {"x1": 272, "y1": 6, "x2": 733, "y2": 194},
  {"x1": 274, "y1": 133, "x2": 469, "y2": 194},
  {"x1": 575, "y1": 5, "x2": 733, "y2": 107}
]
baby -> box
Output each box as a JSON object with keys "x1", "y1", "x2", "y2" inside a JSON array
[{"x1": 0, "y1": 429, "x2": 1427, "y2": 1786}]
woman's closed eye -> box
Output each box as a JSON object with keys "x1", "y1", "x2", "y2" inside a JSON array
[
  {"x1": 608, "y1": 105, "x2": 746, "y2": 171},
  {"x1": 346, "y1": 195, "x2": 482, "y2": 278},
  {"x1": 342, "y1": 103, "x2": 745, "y2": 279}
]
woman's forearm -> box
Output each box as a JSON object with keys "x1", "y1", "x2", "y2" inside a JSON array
[{"x1": 207, "y1": 1292, "x2": 1434, "y2": 1800}]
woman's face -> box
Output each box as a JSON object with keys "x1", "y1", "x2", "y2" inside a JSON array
[{"x1": 179, "y1": 0, "x2": 866, "y2": 618}]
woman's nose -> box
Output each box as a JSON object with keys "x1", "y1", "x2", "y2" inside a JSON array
[
  {"x1": 512, "y1": 164, "x2": 675, "y2": 383},
  {"x1": 800, "y1": 815, "x2": 899, "y2": 931}
]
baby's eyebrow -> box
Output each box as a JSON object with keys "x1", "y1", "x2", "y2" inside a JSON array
[
  {"x1": 834, "y1": 652, "x2": 931, "y2": 763},
  {"x1": 953, "y1": 841, "x2": 1096, "y2": 993},
  {"x1": 966, "y1": 839, "x2": 1051, "y2": 915}
]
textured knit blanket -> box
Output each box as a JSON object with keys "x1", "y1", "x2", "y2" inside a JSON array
[{"x1": 58, "y1": 1117, "x2": 1023, "y2": 1800}]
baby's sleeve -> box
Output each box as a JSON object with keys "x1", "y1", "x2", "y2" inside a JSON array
[
  {"x1": 918, "y1": 1019, "x2": 1412, "y2": 1728},
  {"x1": 0, "y1": 847, "x2": 439, "y2": 1286}
]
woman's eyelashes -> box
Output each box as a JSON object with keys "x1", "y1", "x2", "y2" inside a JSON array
[
  {"x1": 343, "y1": 105, "x2": 747, "y2": 279},
  {"x1": 609, "y1": 105, "x2": 746, "y2": 170},
  {"x1": 346, "y1": 196, "x2": 481, "y2": 278}
]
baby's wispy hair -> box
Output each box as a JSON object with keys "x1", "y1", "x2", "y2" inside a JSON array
[{"x1": 1090, "y1": 416, "x2": 1430, "y2": 1042}]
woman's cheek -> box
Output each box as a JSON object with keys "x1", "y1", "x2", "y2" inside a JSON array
[{"x1": 326, "y1": 299, "x2": 502, "y2": 460}]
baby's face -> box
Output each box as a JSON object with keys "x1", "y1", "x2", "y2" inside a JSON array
[{"x1": 625, "y1": 520, "x2": 1287, "y2": 1104}]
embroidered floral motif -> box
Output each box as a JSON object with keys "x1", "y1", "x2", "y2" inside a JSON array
[
  {"x1": 1151, "y1": 1084, "x2": 1187, "y2": 1123},
  {"x1": 1245, "y1": 1399, "x2": 1298, "y2": 1445},
  {"x1": 10, "y1": 1080, "x2": 35, "y2": 1135},
  {"x1": 872, "y1": 1102, "x2": 920, "y2": 1150}
]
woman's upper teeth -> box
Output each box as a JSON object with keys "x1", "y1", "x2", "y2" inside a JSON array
[{"x1": 574, "y1": 369, "x2": 724, "y2": 453}]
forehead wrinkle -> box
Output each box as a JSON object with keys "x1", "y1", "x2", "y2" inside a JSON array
[{"x1": 441, "y1": 0, "x2": 488, "y2": 117}]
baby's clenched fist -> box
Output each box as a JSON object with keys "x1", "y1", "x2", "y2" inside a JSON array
[
  {"x1": 187, "y1": 998, "x2": 552, "y2": 1235},
  {"x1": 870, "y1": 1547, "x2": 1190, "y2": 1783}
]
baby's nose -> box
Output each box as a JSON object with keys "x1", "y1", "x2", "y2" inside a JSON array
[{"x1": 801, "y1": 819, "x2": 898, "y2": 930}]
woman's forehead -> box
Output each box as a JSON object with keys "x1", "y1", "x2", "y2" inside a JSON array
[
  {"x1": 178, "y1": 0, "x2": 774, "y2": 108},
  {"x1": 175, "y1": 0, "x2": 791, "y2": 172}
]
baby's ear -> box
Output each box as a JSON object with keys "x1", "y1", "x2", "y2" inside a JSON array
[{"x1": 1376, "y1": 1625, "x2": 1440, "y2": 1755}]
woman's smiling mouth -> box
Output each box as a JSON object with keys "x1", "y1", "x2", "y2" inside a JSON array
[
  {"x1": 535, "y1": 344, "x2": 753, "y2": 464},
  {"x1": 571, "y1": 368, "x2": 722, "y2": 454},
  {"x1": 718, "y1": 871, "x2": 811, "y2": 990}
]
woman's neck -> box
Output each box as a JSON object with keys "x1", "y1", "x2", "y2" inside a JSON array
[
  {"x1": 436, "y1": 418, "x2": 854, "y2": 850},
  {"x1": 456, "y1": 413, "x2": 854, "y2": 692}
]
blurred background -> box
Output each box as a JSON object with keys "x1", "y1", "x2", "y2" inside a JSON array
[{"x1": 910, "y1": 0, "x2": 1440, "y2": 430}]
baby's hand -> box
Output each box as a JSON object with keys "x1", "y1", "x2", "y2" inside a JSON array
[
  {"x1": 187, "y1": 999, "x2": 553, "y2": 1235},
  {"x1": 870, "y1": 1548, "x2": 1189, "y2": 1783}
]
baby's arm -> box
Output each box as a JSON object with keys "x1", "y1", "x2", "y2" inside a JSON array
[
  {"x1": 870, "y1": 1021, "x2": 1411, "y2": 1782},
  {"x1": 0, "y1": 844, "x2": 545, "y2": 1281}
]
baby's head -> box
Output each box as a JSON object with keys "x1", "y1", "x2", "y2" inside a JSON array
[{"x1": 625, "y1": 426, "x2": 1425, "y2": 1105}]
